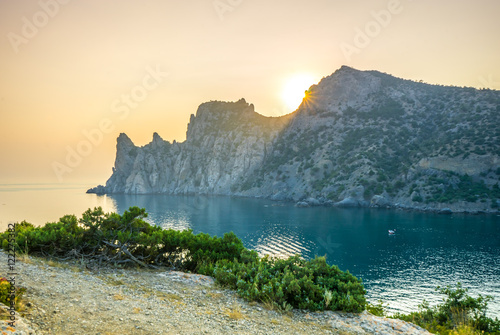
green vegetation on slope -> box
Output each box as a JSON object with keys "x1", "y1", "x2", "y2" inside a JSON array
[
  {"x1": 0, "y1": 207, "x2": 366, "y2": 313},
  {"x1": 374, "y1": 283, "x2": 500, "y2": 334},
  {"x1": 240, "y1": 78, "x2": 500, "y2": 207}
]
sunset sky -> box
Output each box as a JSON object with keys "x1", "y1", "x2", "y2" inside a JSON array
[{"x1": 1, "y1": 0, "x2": 499, "y2": 185}]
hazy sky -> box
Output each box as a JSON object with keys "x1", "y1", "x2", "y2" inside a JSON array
[{"x1": 1, "y1": 0, "x2": 499, "y2": 185}]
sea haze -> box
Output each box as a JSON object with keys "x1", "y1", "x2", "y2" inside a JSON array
[{"x1": 1, "y1": 184, "x2": 499, "y2": 318}]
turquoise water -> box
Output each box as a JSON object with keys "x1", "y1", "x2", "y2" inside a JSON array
[{"x1": 1, "y1": 185, "x2": 499, "y2": 317}]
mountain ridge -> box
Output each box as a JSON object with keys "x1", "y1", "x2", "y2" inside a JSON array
[{"x1": 89, "y1": 66, "x2": 500, "y2": 213}]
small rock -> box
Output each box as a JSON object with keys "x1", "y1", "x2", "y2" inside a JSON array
[
  {"x1": 305, "y1": 197, "x2": 321, "y2": 206},
  {"x1": 438, "y1": 208, "x2": 453, "y2": 214},
  {"x1": 335, "y1": 197, "x2": 359, "y2": 208}
]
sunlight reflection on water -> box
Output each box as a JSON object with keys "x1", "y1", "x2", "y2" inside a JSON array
[{"x1": 250, "y1": 225, "x2": 312, "y2": 259}]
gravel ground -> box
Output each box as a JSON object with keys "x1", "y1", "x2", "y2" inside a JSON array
[{"x1": 0, "y1": 251, "x2": 432, "y2": 335}]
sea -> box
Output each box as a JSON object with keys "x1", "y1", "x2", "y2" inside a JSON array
[{"x1": 1, "y1": 183, "x2": 499, "y2": 318}]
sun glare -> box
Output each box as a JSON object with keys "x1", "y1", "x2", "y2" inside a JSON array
[{"x1": 281, "y1": 74, "x2": 317, "y2": 111}]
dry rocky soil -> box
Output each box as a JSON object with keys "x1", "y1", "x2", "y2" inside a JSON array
[{"x1": 0, "y1": 251, "x2": 432, "y2": 335}]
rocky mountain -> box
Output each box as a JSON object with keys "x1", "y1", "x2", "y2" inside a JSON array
[
  {"x1": 89, "y1": 66, "x2": 500, "y2": 213},
  {"x1": 95, "y1": 99, "x2": 291, "y2": 195}
]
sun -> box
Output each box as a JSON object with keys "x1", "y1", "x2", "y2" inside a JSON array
[{"x1": 281, "y1": 74, "x2": 317, "y2": 111}]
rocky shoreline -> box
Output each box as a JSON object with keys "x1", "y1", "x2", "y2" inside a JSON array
[
  {"x1": 292, "y1": 195, "x2": 500, "y2": 215},
  {"x1": 87, "y1": 186, "x2": 500, "y2": 215},
  {"x1": 0, "y1": 251, "x2": 433, "y2": 335}
]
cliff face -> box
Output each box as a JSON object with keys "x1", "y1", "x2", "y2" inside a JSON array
[
  {"x1": 90, "y1": 66, "x2": 500, "y2": 213},
  {"x1": 102, "y1": 99, "x2": 291, "y2": 195}
]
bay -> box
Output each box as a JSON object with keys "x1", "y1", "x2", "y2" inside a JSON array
[{"x1": 1, "y1": 184, "x2": 499, "y2": 318}]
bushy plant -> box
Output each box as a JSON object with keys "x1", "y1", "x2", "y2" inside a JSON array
[
  {"x1": 392, "y1": 283, "x2": 500, "y2": 334},
  {"x1": 213, "y1": 254, "x2": 366, "y2": 312},
  {"x1": 366, "y1": 300, "x2": 386, "y2": 317}
]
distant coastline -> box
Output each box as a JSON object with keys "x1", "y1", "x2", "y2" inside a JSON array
[{"x1": 87, "y1": 187, "x2": 500, "y2": 215}]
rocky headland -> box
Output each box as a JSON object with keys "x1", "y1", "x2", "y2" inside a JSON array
[{"x1": 89, "y1": 66, "x2": 500, "y2": 214}]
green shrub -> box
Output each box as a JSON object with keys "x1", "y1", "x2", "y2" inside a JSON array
[
  {"x1": 213, "y1": 254, "x2": 365, "y2": 312},
  {"x1": 392, "y1": 283, "x2": 500, "y2": 334},
  {"x1": 0, "y1": 207, "x2": 366, "y2": 314},
  {"x1": 366, "y1": 300, "x2": 386, "y2": 317},
  {"x1": 412, "y1": 195, "x2": 423, "y2": 203}
]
